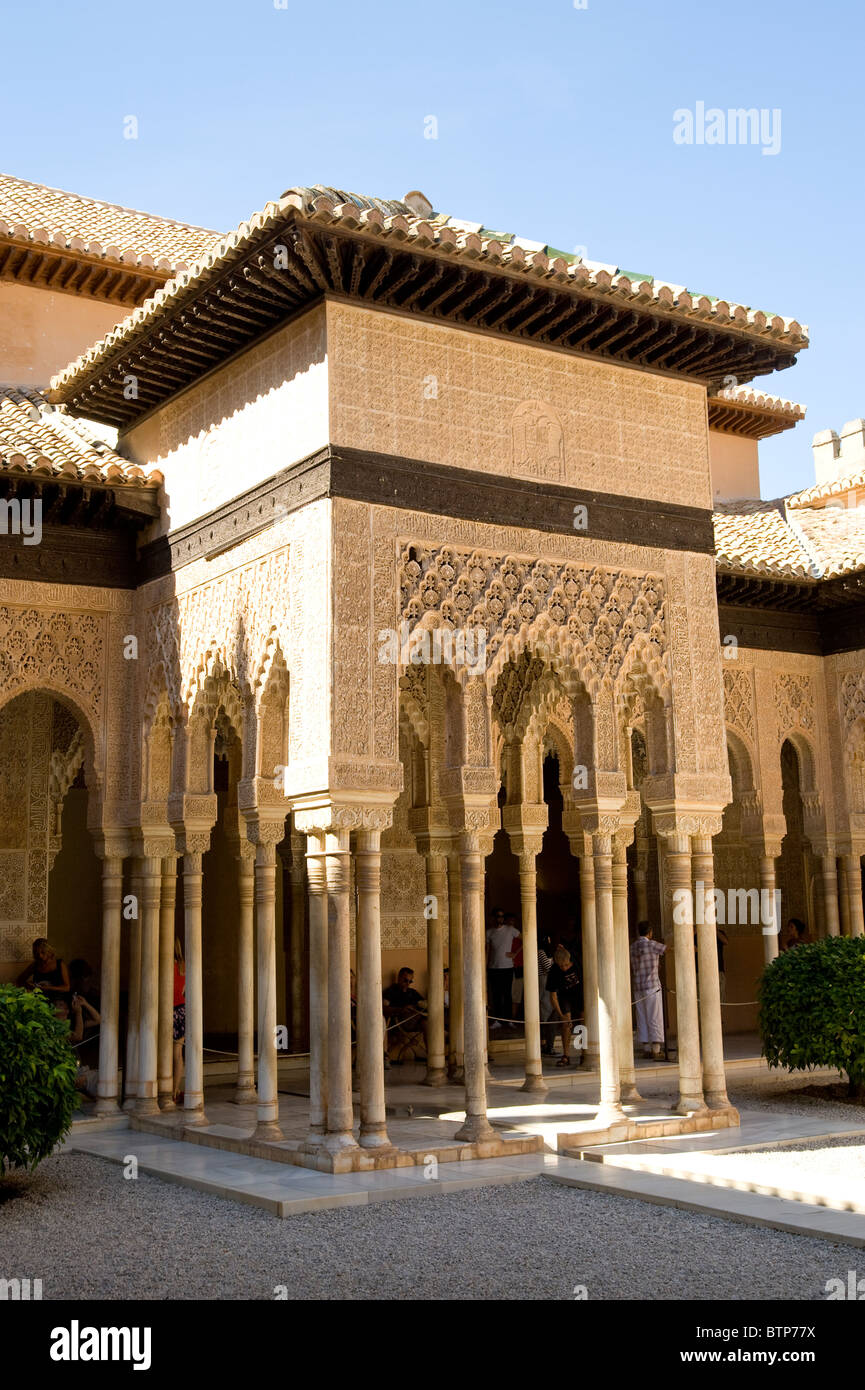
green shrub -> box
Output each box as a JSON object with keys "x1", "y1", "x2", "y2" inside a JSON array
[
  {"x1": 759, "y1": 936, "x2": 865, "y2": 1095},
  {"x1": 0, "y1": 983, "x2": 78, "y2": 1172}
]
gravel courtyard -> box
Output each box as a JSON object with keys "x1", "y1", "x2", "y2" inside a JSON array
[{"x1": 0, "y1": 1148, "x2": 855, "y2": 1301}]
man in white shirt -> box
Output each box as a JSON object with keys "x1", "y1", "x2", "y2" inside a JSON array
[{"x1": 485, "y1": 908, "x2": 521, "y2": 1031}]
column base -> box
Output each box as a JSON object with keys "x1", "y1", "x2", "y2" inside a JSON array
[
  {"x1": 300, "y1": 1126, "x2": 326, "y2": 1153},
  {"x1": 620, "y1": 1083, "x2": 643, "y2": 1104},
  {"x1": 94, "y1": 1097, "x2": 120, "y2": 1117},
  {"x1": 454, "y1": 1113, "x2": 496, "y2": 1142},
  {"x1": 321, "y1": 1131, "x2": 359, "y2": 1154},
  {"x1": 422, "y1": 1067, "x2": 449, "y2": 1087},
  {"x1": 234, "y1": 1086, "x2": 258, "y2": 1106},
  {"x1": 135, "y1": 1096, "x2": 160, "y2": 1116},
  {"x1": 592, "y1": 1103, "x2": 628, "y2": 1127},
  {"x1": 520, "y1": 1072, "x2": 548, "y2": 1093},
  {"x1": 705, "y1": 1089, "x2": 731, "y2": 1110},
  {"x1": 253, "y1": 1119, "x2": 284, "y2": 1141},
  {"x1": 448, "y1": 1065, "x2": 465, "y2": 1084},
  {"x1": 121, "y1": 1096, "x2": 138, "y2": 1113},
  {"x1": 674, "y1": 1094, "x2": 707, "y2": 1115},
  {"x1": 158, "y1": 1094, "x2": 176, "y2": 1112},
  {"x1": 359, "y1": 1128, "x2": 395, "y2": 1151},
  {"x1": 183, "y1": 1107, "x2": 209, "y2": 1128},
  {"x1": 580, "y1": 1050, "x2": 600, "y2": 1072}
]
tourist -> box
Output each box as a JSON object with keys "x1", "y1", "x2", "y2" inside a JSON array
[
  {"x1": 538, "y1": 931, "x2": 555, "y2": 1054},
  {"x1": 630, "y1": 921, "x2": 666, "y2": 1059},
  {"x1": 69, "y1": 958, "x2": 99, "y2": 1009},
  {"x1": 69, "y1": 993, "x2": 100, "y2": 1043},
  {"x1": 485, "y1": 907, "x2": 520, "y2": 1031},
  {"x1": 173, "y1": 937, "x2": 186, "y2": 1103},
  {"x1": 545, "y1": 944, "x2": 583, "y2": 1068},
  {"x1": 784, "y1": 917, "x2": 810, "y2": 949},
  {"x1": 17, "y1": 938, "x2": 70, "y2": 1011},
  {"x1": 382, "y1": 967, "x2": 427, "y2": 1061}
]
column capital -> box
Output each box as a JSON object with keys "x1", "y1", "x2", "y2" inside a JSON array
[
  {"x1": 812, "y1": 839, "x2": 838, "y2": 860},
  {"x1": 168, "y1": 793, "x2": 218, "y2": 836},
  {"x1": 175, "y1": 828, "x2": 213, "y2": 857},
  {"x1": 502, "y1": 804, "x2": 548, "y2": 861},
  {"x1": 292, "y1": 796, "x2": 395, "y2": 838},
  {"x1": 131, "y1": 830, "x2": 176, "y2": 861},
  {"x1": 652, "y1": 807, "x2": 724, "y2": 842},
  {"x1": 242, "y1": 810, "x2": 288, "y2": 848},
  {"x1": 517, "y1": 846, "x2": 543, "y2": 874},
  {"x1": 94, "y1": 833, "x2": 131, "y2": 861},
  {"x1": 456, "y1": 823, "x2": 496, "y2": 858}
]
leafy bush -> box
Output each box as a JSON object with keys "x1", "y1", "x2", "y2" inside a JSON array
[
  {"x1": 759, "y1": 936, "x2": 865, "y2": 1095},
  {"x1": 0, "y1": 983, "x2": 78, "y2": 1172}
]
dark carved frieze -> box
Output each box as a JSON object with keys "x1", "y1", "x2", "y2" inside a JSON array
[{"x1": 139, "y1": 443, "x2": 716, "y2": 582}]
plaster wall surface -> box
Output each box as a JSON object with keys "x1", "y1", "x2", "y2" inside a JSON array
[
  {"x1": 0, "y1": 281, "x2": 126, "y2": 383},
  {"x1": 121, "y1": 304, "x2": 329, "y2": 539},
  {"x1": 326, "y1": 300, "x2": 713, "y2": 510},
  {"x1": 709, "y1": 430, "x2": 761, "y2": 502}
]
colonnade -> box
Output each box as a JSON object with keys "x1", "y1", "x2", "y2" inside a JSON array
[
  {"x1": 92, "y1": 806, "x2": 746, "y2": 1154},
  {"x1": 95, "y1": 822, "x2": 284, "y2": 1145}
]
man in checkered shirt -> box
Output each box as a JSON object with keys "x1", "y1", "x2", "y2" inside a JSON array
[{"x1": 630, "y1": 921, "x2": 666, "y2": 1058}]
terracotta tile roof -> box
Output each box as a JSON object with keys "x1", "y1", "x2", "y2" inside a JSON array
[
  {"x1": 49, "y1": 182, "x2": 809, "y2": 415},
  {"x1": 713, "y1": 501, "x2": 815, "y2": 580},
  {"x1": 786, "y1": 467, "x2": 865, "y2": 509},
  {"x1": 0, "y1": 386, "x2": 162, "y2": 489},
  {"x1": 714, "y1": 495, "x2": 865, "y2": 581},
  {"x1": 0, "y1": 171, "x2": 220, "y2": 275},
  {"x1": 791, "y1": 504, "x2": 865, "y2": 579}
]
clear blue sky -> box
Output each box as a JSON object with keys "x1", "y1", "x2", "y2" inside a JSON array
[{"x1": 4, "y1": 0, "x2": 861, "y2": 498}]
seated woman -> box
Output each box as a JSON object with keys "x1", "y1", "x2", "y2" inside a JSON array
[{"x1": 17, "y1": 938, "x2": 70, "y2": 1014}]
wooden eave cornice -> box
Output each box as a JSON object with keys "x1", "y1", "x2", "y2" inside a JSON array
[
  {"x1": 716, "y1": 568, "x2": 865, "y2": 611},
  {"x1": 0, "y1": 468, "x2": 159, "y2": 524},
  {"x1": 49, "y1": 212, "x2": 804, "y2": 429},
  {"x1": 707, "y1": 396, "x2": 802, "y2": 439},
  {"x1": 0, "y1": 237, "x2": 168, "y2": 306}
]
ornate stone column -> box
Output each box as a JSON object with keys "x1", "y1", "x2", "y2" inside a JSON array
[
  {"x1": 576, "y1": 839, "x2": 600, "y2": 1068},
  {"x1": 591, "y1": 829, "x2": 627, "y2": 1126},
  {"x1": 613, "y1": 830, "x2": 640, "y2": 1103},
  {"x1": 844, "y1": 851, "x2": 865, "y2": 937},
  {"x1": 303, "y1": 833, "x2": 328, "y2": 1145},
  {"x1": 355, "y1": 824, "x2": 393, "y2": 1149},
  {"x1": 759, "y1": 852, "x2": 780, "y2": 963},
  {"x1": 517, "y1": 847, "x2": 546, "y2": 1092},
  {"x1": 446, "y1": 853, "x2": 465, "y2": 1082},
  {"x1": 455, "y1": 830, "x2": 496, "y2": 1142},
  {"x1": 181, "y1": 844, "x2": 208, "y2": 1126},
  {"x1": 135, "y1": 855, "x2": 163, "y2": 1115},
  {"x1": 157, "y1": 854, "x2": 178, "y2": 1110},
  {"x1": 657, "y1": 822, "x2": 705, "y2": 1114},
  {"x1": 820, "y1": 849, "x2": 841, "y2": 938},
  {"x1": 251, "y1": 828, "x2": 285, "y2": 1141},
  {"x1": 422, "y1": 851, "x2": 448, "y2": 1086},
  {"x1": 122, "y1": 859, "x2": 143, "y2": 1111},
  {"x1": 839, "y1": 859, "x2": 852, "y2": 936},
  {"x1": 288, "y1": 822, "x2": 308, "y2": 1053},
  {"x1": 323, "y1": 826, "x2": 357, "y2": 1153},
  {"x1": 692, "y1": 828, "x2": 731, "y2": 1109},
  {"x1": 95, "y1": 844, "x2": 126, "y2": 1115},
  {"x1": 236, "y1": 844, "x2": 257, "y2": 1104},
  {"x1": 503, "y1": 799, "x2": 547, "y2": 1094}
]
